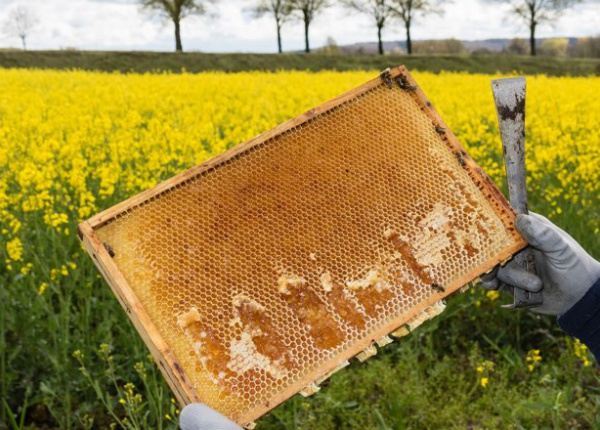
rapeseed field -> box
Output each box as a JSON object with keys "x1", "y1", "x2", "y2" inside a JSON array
[{"x1": 1, "y1": 69, "x2": 598, "y2": 429}]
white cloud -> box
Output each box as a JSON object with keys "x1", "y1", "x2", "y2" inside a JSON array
[{"x1": 0, "y1": 0, "x2": 598, "y2": 52}]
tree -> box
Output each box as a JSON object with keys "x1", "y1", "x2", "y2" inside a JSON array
[
  {"x1": 318, "y1": 36, "x2": 341, "y2": 54},
  {"x1": 288, "y1": 0, "x2": 328, "y2": 53},
  {"x1": 488, "y1": 0, "x2": 584, "y2": 56},
  {"x1": 388, "y1": 0, "x2": 443, "y2": 55},
  {"x1": 252, "y1": 0, "x2": 294, "y2": 53},
  {"x1": 341, "y1": 0, "x2": 394, "y2": 55},
  {"x1": 505, "y1": 37, "x2": 529, "y2": 54},
  {"x1": 3, "y1": 6, "x2": 37, "y2": 50},
  {"x1": 539, "y1": 37, "x2": 568, "y2": 56},
  {"x1": 568, "y1": 36, "x2": 600, "y2": 58},
  {"x1": 140, "y1": 0, "x2": 210, "y2": 52}
]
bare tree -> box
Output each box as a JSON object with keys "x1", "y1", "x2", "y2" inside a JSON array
[
  {"x1": 488, "y1": 0, "x2": 584, "y2": 56},
  {"x1": 388, "y1": 0, "x2": 443, "y2": 55},
  {"x1": 3, "y1": 6, "x2": 38, "y2": 50},
  {"x1": 140, "y1": 0, "x2": 211, "y2": 52},
  {"x1": 288, "y1": 0, "x2": 328, "y2": 53},
  {"x1": 252, "y1": 0, "x2": 294, "y2": 53},
  {"x1": 341, "y1": 0, "x2": 394, "y2": 55}
]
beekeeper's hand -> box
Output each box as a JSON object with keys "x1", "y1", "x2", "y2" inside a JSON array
[
  {"x1": 480, "y1": 212, "x2": 600, "y2": 315},
  {"x1": 179, "y1": 403, "x2": 243, "y2": 430}
]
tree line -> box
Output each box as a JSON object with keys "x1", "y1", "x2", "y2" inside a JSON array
[{"x1": 3, "y1": 0, "x2": 598, "y2": 56}]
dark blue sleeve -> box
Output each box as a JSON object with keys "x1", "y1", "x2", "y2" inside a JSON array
[{"x1": 557, "y1": 277, "x2": 600, "y2": 362}]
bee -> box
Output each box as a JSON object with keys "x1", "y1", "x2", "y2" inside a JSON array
[
  {"x1": 455, "y1": 151, "x2": 466, "y2": 166},
  {"x1": 103, "y1": 242, "x2": 116, "y2": 258},
  {"x1": 431, "y1": 283, "x2": 445, "y2": 293},
  {"x1": 434, "y1": 125, "x2": 446, "y2": 135},
  {"x1": 380, "y1": 70, "x2": 394, "y2": 89},
  {"x1": 395, "y1": 75, "x2": 417, "y2": 91}
]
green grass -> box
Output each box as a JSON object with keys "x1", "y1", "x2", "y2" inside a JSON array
[{"x1": 1, "y1": 50, "x2": 599, "y2": 75}]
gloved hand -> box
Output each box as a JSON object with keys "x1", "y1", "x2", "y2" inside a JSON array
[
  {"x1": 481, "y1": 212, "x2": 600, "y2": 316},
  {"x1": 179, "y1": 403, "x2": 243, "y2": 430}
]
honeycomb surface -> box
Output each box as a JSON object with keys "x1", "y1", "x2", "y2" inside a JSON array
[{"x1": 95, "y1": 73, "x2": 520, "y2": 424}]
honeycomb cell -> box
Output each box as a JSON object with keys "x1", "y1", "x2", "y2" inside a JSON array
[{"x1": 90, "y1": 67, "x2": 523, "y2": 426}]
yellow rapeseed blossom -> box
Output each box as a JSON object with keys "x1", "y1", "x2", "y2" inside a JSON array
[
  {"x1": 0, "y1": 69, "x2": 598, "y2": 301},
  {"x1": 526, "y1": 349, "x2": 542, "y2": 372},
  {"x1": 476, "y1": 360, "x2": 494, "y2": 388},
  {"x1": 573, "y1": 339, "x2": 591, "y2": 367},
  {"x1": 38, "y1": 282, "x2": 48, "y2": 296},
  {"x1": 43, "y1": 212, "x2": 69, "y2": 229},
  {"x1": 20, "y1": 262, "x2": 33, "y2": 275},
  {"x1": 485, "y1": 290, "x2": 500, "y2": 302},
  {"x1": 6, "y1": 237, "x2": 23, "y2": 261},
  {"x1": 0, "y1": 70, "x2": 597, "y2": 230}
]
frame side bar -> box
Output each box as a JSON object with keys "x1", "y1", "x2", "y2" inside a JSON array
[{"x1": 77, "y1": 221, "x2": 201, "y2": 406}]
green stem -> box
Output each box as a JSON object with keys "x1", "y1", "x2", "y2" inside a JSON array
[{"x1": 0, "y1": 276, "x2": 7, "y2": 425}]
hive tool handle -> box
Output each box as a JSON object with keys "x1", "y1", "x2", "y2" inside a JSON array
[{"x1": 491, "y1": 77, "x2": 543, "y2": 309}]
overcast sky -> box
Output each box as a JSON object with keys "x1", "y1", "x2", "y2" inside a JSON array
[{"x1": 0, "y1": 0, "x2": 598, "y2": 52}]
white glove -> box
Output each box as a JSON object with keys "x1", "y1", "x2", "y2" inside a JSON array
[
  {"x1": 481, "y1": 212, "x2": 600, "y2": 315},
  {"x1": 179, "y1": 403, "x2": 243, "y2": 430}
]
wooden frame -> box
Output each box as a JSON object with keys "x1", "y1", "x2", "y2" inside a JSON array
[{"x1": 78, "y1": 65, "x2": 525, "y2": 427}]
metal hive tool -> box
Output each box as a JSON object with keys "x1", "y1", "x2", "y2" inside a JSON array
[{"x1": 78, "y1": 66, "x2": 526, "y2": 427}]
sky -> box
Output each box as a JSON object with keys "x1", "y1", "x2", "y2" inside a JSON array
[{"x1": 0, "y1": 0, "x2": 598, "y2": 52}]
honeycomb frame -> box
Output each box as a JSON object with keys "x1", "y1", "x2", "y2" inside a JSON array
[{"x1": 78, "y1": 66, "x2": 526, "y2": 427}]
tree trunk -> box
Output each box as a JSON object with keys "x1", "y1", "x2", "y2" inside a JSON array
[
  {"x1": 377, "y1": 25, "x2": 383, "y2": 55},
  {"x1": 277, "y1": 22, "x2": 283, "y2": 53},
  {"x1": 304, "y1": 18, "x2": 310, "y2": 53},
  {"x1": 174, "y1": 19, "x2": 183, "y2": 53},
  {"x1": 529, "y1": 21, "x2": 536, "y2": 56},
  {"x1": 406, "y1": 22, "x2": 412, "y2": 55}
]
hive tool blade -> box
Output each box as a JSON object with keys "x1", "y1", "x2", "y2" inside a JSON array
[{"x1": 491, "y1": 77, "x2": 543, "y2": 309}]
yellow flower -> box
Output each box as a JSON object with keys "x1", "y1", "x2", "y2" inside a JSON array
[
  {"x1": 485, "y1": 290, "x2": 500, "y2": 302},
  {"x1": 38, "y1": 282, "x2": 48, "y2": 296},
  {"x1": 526, "y1": 349, "x2": 542, "y2": 372},
  {"x1": 43, "y1": 212, "x2": 69, "y2": 228},
  {"x1": 573, "y1": 339, "x2": 591, "y2": 367},
  {"x1": 20, "y1": 262, "x2": 33, "y2": 275},
  {"x1": 124, "y1": 382, "x2": 135, "y2": 396},
  {"x1": 6, "y1": 237, "x2": 23, "y2": 261},
  {"x1": 480, "y1": 377, "x2": 489, "y2": 388}
]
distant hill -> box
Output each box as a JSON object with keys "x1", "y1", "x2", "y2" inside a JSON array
[{"x1": 335, "y1": 38, "x2": 580, "y2": 55}]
